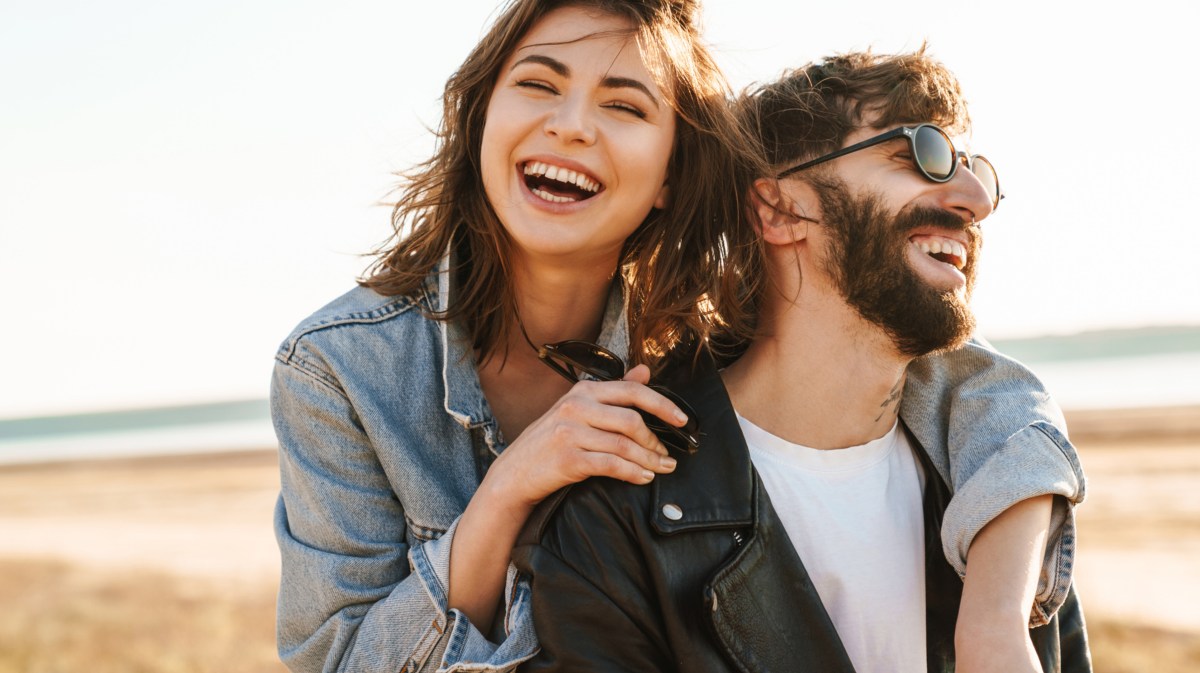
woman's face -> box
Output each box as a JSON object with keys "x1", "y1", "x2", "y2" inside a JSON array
[{"x1": 481, "y1": 5, "x2": 676, "y2": 270}]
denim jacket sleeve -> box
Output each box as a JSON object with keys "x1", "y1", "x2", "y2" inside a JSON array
[
  {"x1": 902, "y1": 337, "x2": 1086, "y2": 627},
  {"x1": 271, "y1": 353, "x2": 538, "y2": 673}
]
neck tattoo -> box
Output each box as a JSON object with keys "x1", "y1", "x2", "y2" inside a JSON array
[{"x1": 874, "y1": 378, "x2": 903, "y2": 423}]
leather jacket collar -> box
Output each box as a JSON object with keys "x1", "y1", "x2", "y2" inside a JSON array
[
  {"x1": 650, "y1": 349, "x2": 755, "y2": 535},
  {"x1": 652, "y1": 349, "x2": 893, "y2": 671}
]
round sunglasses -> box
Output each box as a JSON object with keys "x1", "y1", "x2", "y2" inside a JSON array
[
  {"x1": 538, "y1": 340, "x2": 701, "y2": 454},
  {"x1": 776, "y1": 123, "x2": 1003, "y2": 209}
]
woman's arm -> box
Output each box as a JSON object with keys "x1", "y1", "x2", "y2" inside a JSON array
[
  {"x1": 275, "y1": 352, "x2": 680, "y2": 672},
  {"x1": 447, "y1": 364, "x2": 681, "y2": 631},
  {"x1": 904, "y1": 337, "x2": 1085, "y2": 625},
  {"x1": 273, "y1": 358, "x2": 538, "y2": 673},
  {"x1": 955, "y1": 495, "x2": 1052, "y2": 673}
]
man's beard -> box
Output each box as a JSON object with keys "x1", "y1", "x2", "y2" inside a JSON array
[{"x1": 811, "y1": 176, "x2": 981, "y2": 358}]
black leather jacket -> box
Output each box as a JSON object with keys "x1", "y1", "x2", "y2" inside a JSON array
[{"x1": 512, "y1": 351, "x2": 1091, "y2": 672}]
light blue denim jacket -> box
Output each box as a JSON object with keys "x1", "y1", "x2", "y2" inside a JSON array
[{"x1": 271, "y1": 258, "x2": 1085, "y2": 672}]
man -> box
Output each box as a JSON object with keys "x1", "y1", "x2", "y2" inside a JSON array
[{"x1": 513, "y1": 49, "x2": 1090, "y2": 672}]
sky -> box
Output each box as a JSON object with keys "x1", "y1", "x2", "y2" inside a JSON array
[{"x1": 2, "y1": 0, "x2": 1198, "y2": 418}]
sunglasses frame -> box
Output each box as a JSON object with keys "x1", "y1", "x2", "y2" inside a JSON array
[
  {"x1": 776, "y1": 123, "x2": 1004, "y2": 209},
  {"x1": 538, "y1": 341, "x2": 701, "y2": 454}
]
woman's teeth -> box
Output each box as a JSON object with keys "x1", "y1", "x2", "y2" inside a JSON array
[{"x1": 523, "y1": 162, "x2": 600, "y2": 200}]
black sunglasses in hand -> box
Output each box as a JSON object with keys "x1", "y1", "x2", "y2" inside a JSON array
[{"x1": 538, "y1": 340, "x2": 701, "y2": 454}]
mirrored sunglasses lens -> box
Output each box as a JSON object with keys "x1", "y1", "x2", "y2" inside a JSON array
[
  {"x1": 914, "y1": 126, "x2": 954, "y2": 180},
  {"x1": 970, "y1": 156, "x2": 1001, "y2": 207},
  {"x1": 550, "y1": 341, "x2": 625, "y2": 380}
]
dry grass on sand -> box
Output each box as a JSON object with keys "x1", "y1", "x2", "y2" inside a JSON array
[
  {"x1": 3, "y1": 407, "x2": 1200, "y2": 672},
  {"x1": 0, "y1": 559, "x2": 284, "y2": 673}
]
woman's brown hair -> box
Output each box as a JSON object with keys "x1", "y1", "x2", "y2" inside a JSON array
[{"x1": 360, "y1": 0, "x2": 762, "y2": 369}]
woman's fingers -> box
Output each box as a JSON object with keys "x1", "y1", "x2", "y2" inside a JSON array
[
  {"x1": 492, "y1": 374, "x2": 690, "y2": 505},
  {"x1": 576, "y1": 450, "x2": 657, "y2": 485},
  {"x1": 558, "y1": 393, "x2": 667, "y2": 455},
  {"x1": 563, "y1": 425, "x2": 677, "y2": 476},
  {"x1": 622, "y1": 363, "x2": 652, "y2": 385},
  {"x1": 577, "y1": 377, "x2": 690, "y2": 430}
]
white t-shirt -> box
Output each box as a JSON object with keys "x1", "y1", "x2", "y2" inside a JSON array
[{"x1": 739, "y1": 414, "x2": 927, "y2": 673}]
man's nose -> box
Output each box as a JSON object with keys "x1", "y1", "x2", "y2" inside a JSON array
[{"x1": 938, "y1": 163, "x2": 995, "y2": 224}]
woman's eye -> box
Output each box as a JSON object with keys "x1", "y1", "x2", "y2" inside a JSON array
[
  {"x1": 604, "y1": 101, "x2": 646, "y2": 119},
  {"x1": 516, "y1": 80, "x2": 557, "y2": 94}
]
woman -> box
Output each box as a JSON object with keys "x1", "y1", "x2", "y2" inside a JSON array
[
  {"x1": 272, "y1": 2, "x2": 1083, "y2": 672},
  {"x1": 272, "y1": 1, "x2": 758, "y2": 671}
]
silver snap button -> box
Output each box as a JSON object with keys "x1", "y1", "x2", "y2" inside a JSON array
[
  {"x1": 711, "y1": 592, "x2": 719, "y2": 612},
  {"x1": 661, "y1": 503, "x2": 683, "y2": 521}
]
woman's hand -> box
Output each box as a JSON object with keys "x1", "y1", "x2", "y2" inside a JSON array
[
  {"x1": 484, "y1": 364, "x2": 685, "y2": 511},
  {"x1": 449, "y1": 364, "x2": 687, "y2": 631}
]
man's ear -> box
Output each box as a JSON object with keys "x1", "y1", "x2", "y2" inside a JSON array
[{"x1": 752, "y1": 177, "x2": 810, "y2": 246}]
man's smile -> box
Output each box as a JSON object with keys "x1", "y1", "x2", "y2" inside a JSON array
[{"x1": 908, "y1": 233, "x2": 967, "y2": 270}]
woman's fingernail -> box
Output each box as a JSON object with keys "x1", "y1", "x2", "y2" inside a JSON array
[
  {"x1": 674, "y1": 410, "x2": 688, "y2": 424},
  {"x1": 642, "y1": 470, "x2": 656, "y2": 482},
  {"x1": 660, "y1": 456, "x2": 677, "y2": 471}
]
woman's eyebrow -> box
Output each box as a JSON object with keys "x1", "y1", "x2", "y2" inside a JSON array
[
  {"x1": 600, "y1": 76, "x2": 659, "y2": 109},
  {"x1": 511, "y1": 54, "x2": 569, "y2": 77},
  {"x1": 510, "y1": 54, "x2": 660, "y2": 109}
]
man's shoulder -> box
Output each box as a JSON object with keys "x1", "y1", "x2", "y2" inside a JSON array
[{"x1": 518, "y1": 476, "x2": 653, "y2": 551}]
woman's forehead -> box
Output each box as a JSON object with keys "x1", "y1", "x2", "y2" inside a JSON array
[
  {"x1": 510, "y1": 6, "x2": 672, "y2": 96},
  {"x1": 515, "y1": 7, "x2": 639, "y2": 57}
]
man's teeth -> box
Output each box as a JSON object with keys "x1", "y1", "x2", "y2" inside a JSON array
[
  {"x1": 914, "y1": 239, "x2": 968, "y2": 269},
  {"x1": 523, "y1": 162, "x2": 600, "y2": 194}
]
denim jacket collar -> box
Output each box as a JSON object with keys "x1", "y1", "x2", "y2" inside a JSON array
[{"x1": 426, "y1": 254, "x2": 631, "y2": 448}]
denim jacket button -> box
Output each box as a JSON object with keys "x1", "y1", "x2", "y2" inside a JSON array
[{"x1": 662, "y1": 503, "x2": 683, "y2": 521}]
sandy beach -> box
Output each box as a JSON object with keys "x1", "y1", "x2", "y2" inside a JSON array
[{"x1": 2, "y1": 406, "x2": 1199, "y2": 672}]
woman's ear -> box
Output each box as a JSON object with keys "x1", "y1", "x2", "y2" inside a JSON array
[
  {"x1": 753, "y1": 178, "x2": 810, "y2": 246},
  {"x1": 654, "y1": 183, "x2": 670, "y2": 210}
]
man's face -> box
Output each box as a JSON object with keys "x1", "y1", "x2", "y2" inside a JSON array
[
  {"x1": 798, "y1": 123, "x2": 995, "y2": 357},
  {"x1": 810, "y1": 174, "x2": 981, "y2": 357}
]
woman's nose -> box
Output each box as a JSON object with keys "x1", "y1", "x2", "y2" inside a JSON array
[{"x1": 543, "y1": 94, "x2": 597, "y2": 146}]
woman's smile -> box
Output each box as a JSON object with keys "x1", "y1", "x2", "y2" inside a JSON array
[
  {"x1": 522, "y1": 160, "x2": 603, "y2": 203},
  {"x1": 481, "y1": 5, "x2": 675, "y2": 262}
]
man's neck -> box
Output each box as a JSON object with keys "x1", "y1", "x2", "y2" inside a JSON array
[{"x1": 722, "y1": 290, "x2": 912, "y2": 450}]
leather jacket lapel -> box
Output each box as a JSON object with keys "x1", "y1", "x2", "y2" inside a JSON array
[
  {"x1": 705, "y1": 477, "x2": 856, "y2": 673},
  {"x1": 650, "y1": 351, "x2": 855, "y2": 672}
]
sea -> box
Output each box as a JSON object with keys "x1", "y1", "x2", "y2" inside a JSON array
[{"x1": 2, "y1": 326, "x2": 1198, "y2": 465}]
